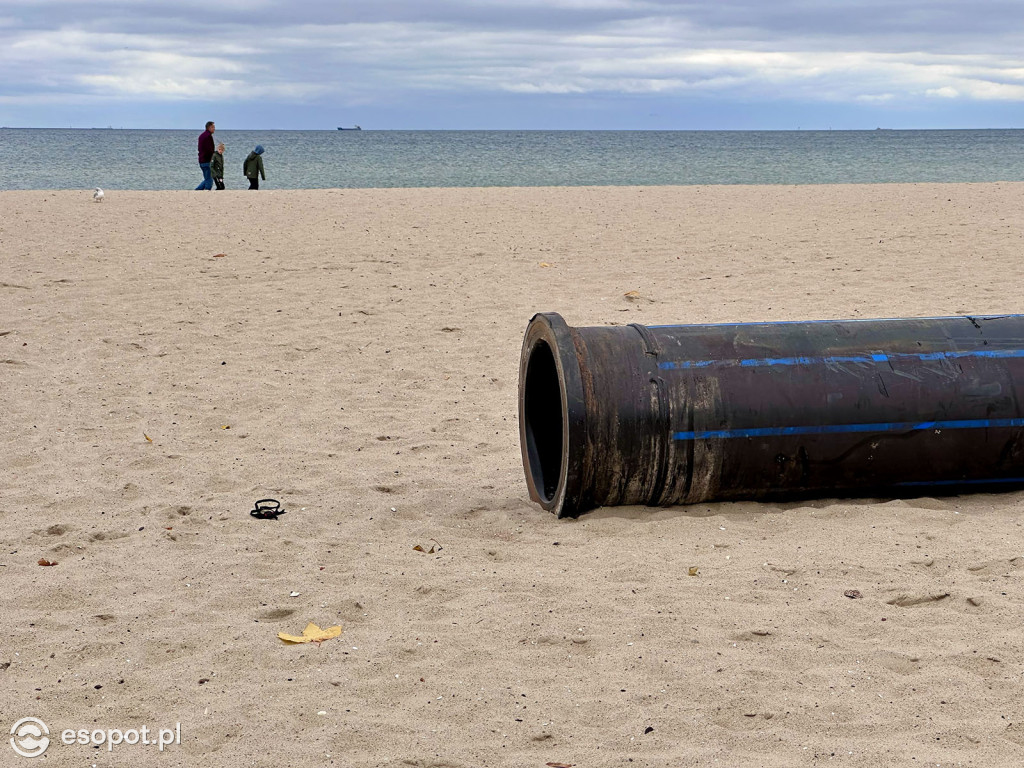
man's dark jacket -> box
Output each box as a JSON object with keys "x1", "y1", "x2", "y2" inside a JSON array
[{"x1": 197, "y1": 130, "x2": 214, "y2": 164}]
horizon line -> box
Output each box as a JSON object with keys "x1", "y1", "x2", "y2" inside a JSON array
[{"x1": 2, "y1": 126, "x2": 1022, "y2": 132}]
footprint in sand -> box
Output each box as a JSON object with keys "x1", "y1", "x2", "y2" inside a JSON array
[
  {"x1": 966, "y1": 556, "x2": 1023, "y2": 575},
  {"x1": 878, "y1": 652, "x2": 923, "y2": 674},
  {"x1": 257, "y1": 608, "x2": 296, "y2": 622},
  {"x1": 1004, "y1": 722, "x2": 1024, "y2": 747},
  {"x1": 885, "y1": 592, "x2": 950, "y2": 607},
  {"x1": 89, "y1": 530, "x2": 131, "y2": 542},
  {"x1": 729, "y1": 630, "x2": 775, "y2": 642}
]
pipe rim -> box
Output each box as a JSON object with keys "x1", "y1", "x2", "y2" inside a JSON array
[{"x1": 518, "y1": 312, "x2": 588, "y2": 517}]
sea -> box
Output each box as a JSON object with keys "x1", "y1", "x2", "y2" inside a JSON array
[{"x1": 2, "y1": 128, "x2": 1024, "y2": 190}]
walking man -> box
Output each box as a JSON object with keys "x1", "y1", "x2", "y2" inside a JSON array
[{"x1": 195, "y1": 121, "x2": 216, "y2": 190}]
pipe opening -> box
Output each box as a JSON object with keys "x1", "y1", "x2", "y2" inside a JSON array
[{"x1": 523, "y1": 339, "x2": 565, "y2": 503}]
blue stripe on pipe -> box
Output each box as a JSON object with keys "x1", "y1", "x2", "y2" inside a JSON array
[
  {"x1": 672, "y1": 417, "x2": 1024, "y2": 441},
  {"x1": 658, "y1": 348, "x2": 1024, "y2": 371},
  {"x1": 647, "y1": 314, "x2": 1024, "y2": 329},
  {"x1": 896, "y1": 477, "x2": 1024, "y2": 487}
]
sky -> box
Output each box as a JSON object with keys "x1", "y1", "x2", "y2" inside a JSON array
[{"x1": 2, "y1": 0, "x2": 1024, "y2": 130}]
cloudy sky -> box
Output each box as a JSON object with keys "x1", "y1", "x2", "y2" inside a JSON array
[{"x1": 3, "y1": 0, "x2": 1024, "y2": 129}]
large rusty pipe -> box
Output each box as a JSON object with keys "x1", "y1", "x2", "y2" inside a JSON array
[{"x1": 518, "y1": 312, "x2": 1024, "y2": 517}]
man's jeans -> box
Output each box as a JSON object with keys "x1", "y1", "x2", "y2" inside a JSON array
[{"x1": 195, "y1": 163, "x2": 212, "y2": 190}]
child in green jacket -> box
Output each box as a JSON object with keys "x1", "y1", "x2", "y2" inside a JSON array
[
  {"x1": 244, "y1": 145, "x2": 266, "y2": 190},
  {"x1": 211, "y1": 143, "x2": 226, "y2": 190}
]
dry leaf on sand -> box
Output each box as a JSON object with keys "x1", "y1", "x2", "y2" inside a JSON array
[
  {"x1": 278, "y1": 623, "x2": 342, "y2": 645},
  {"x1": 624, "y1": 290, "x2": 654, "y2": 303}
]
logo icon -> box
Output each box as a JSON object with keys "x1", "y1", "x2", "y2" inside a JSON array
[{"x1": 10, "y1": 718, "x2": 49, "y2": 758}]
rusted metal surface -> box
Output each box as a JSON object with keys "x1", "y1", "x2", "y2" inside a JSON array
[{"x1": 518, "y1": 312, "x2": 1024, "y2": 517}]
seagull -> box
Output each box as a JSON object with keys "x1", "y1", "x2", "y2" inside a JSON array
[{"x1": 93, "y1": 188, "x2": 104, "y2": 202}]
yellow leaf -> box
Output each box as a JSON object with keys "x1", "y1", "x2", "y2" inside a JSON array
[
  {"x1": 221, "y1": 425, "x2": 230, "y2": 429},
  {"x1": 688, "y1": 566, "x2": 699, "y2": 576},
  {"x1": 278, "y1": 623, "x2": 342, "y2": 645},
  {"x1": 144, "y1": 434, "x2": 153, "y2": 443},
  {"x1": 538, "y1": 262, "x2": 553, "y2": 268}
]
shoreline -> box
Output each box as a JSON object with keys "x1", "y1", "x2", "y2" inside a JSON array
[{"x1": 5, "y1": 179, "x2": 1024, "y2": 197}]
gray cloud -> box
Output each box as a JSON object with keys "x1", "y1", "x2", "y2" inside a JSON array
[{"x1": 2, "y1": 0, "x2": 1023, "y2": 127}]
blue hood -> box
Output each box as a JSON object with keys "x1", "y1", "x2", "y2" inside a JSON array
[{"x1": 254, "y1": 145, "x2": 264, "y2": 155}]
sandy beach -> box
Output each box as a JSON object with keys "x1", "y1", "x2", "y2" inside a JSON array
[{"x1": 4, "y1": 183, "x2": 1024, "y2": 767}]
